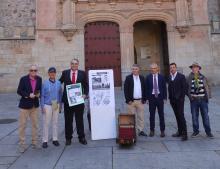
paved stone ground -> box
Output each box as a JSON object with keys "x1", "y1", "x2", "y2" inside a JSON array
[{"x1": 1, "y1": 87, "x2": 220, "y2": 169}]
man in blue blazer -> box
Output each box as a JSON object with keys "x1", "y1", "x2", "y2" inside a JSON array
[
  {"x1": 17, "y1": 64, "x2": 42, "y2": 152},
  {"x1": 146, "y1": 63, "x2": 167, "y2": 137}
]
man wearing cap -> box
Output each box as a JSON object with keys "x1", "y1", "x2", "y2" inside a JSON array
[
  {"x1": 59, "y1": 58, "x2": 88, "y2": 145},
  {"x1": 187, "y1": 62, "x2": 214, "y2": 138},
  {"x1": 124, "y1": 64, "x2": 147, "y2": 137},
  {"x1": 41, "y1": 67, "x2": 62, "y2": 148},
  {"x1": 17, "y1": 64, "x2": 42, "y2": 152}
]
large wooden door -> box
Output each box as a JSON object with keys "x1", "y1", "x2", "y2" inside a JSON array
[{"x1": 84, "y1": 21, "x2": 122, "y2": 86}]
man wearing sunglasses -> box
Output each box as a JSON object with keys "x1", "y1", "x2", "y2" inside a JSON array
[
  {"x1": 17, "y1": 64, "x2": 42, "y2": 152},
  {"x1": 60, "y1": 58, "x2": 88, "y2": 145}
]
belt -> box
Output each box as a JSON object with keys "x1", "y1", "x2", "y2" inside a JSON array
[
  {"x1": 133, "y1": 98, "x2": 142, "y2": 100},
  {"x1": 192, "y1": 96, "x2": 205, "y2": 100}
]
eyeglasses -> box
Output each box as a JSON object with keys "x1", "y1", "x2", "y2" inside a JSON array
[
  {"x1": 71, "y1": 62, "x2": 79, "y2": 65},
  {"x1": 30, "y1": 69, "x2": 38, "y2": 72}
]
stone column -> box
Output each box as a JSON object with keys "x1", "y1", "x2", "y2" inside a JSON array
[
  {"x1": 120, "y1": 26, "x2": 134, "y2": 81},
  {"x1": 60, "y1": 0, "x2": 77, "y2": 41}
]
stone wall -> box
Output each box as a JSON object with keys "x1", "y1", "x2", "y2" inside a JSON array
[
  {"x1": 208, "y1": 0, "x2": 220, "y2": 20},
  {"x1": 0, "y1": 0, "x2": 35, "y2": 39}
]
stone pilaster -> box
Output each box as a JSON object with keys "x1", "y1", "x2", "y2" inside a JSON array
[{"x1": 120, "y1": 26, "x2": 134, "y2": 80}]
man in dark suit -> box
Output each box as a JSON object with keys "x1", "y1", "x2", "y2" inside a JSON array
[
  {"x1": 124, "y1": 64, "x2": 147, "y2": 136},
  {"x1": 168, "y1": 63, "x2": 188, "y2": 141},
  {"x1": 17, "y1": 64, "x2": 42, "y2": 152},
  {"x1": 59, "y1": 58, "x2": 88, "y2": 145},
  {"x1": 146, "y1": 63, "x2": 167, "y2": 137}
]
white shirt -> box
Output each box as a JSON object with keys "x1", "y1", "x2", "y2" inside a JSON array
[
  {"x1": 70, "y1": 70, "x2": 78, "y2": 83},
  {"x1": 152, "y1": 73, "x2": 160, "y2": 95},
  {"x1": 133, "y1": 75, "x2": 142, "y2": 99},
  {"x1": 171, "y1": 72, "x2": 177, "y2": 81}
]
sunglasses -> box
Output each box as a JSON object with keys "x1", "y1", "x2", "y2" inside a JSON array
[
  {"x1": 30, "y1": 69, "x2": 38, "y2": 72},
  {"x1": 71, "y1": 62, "x2": 79, "y2": 65}
]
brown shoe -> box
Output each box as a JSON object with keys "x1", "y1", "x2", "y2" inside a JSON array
[
  {"x1": 160, "y1": 131, "x2": 165, "y2": 138},
  {"x1": 149, "y1": 130, "x2": 154, "y2": 137}
]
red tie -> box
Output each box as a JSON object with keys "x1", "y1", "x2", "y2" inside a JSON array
[{"x1": 72, "y1": 72, "x2": 75, "y2": 84}]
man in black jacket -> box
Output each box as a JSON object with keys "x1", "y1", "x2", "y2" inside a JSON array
[
  {"x1": 17, "y1": 64, "x2": 42, "y2": 152},
  {"x1": 124, "y1": 64, "x2": 147, "y2": 136},
  {"x1": 168, "y1": 63, "x2": 188, "y2": 141},
  {"x1": 59, "y1": 58, "x2": 88, "y2": 145}
]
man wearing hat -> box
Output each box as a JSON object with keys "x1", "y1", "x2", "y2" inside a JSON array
[
  {"x1": 41, "y1": 67, "x2": 62, "y2": 148},
  {"x1": 187, "y1": 62, "x2": 214, "y2": 138}
]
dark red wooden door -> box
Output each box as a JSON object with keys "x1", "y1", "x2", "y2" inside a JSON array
[{"x1": 84, "y1": 21, "x2": 122, "y2": 86}]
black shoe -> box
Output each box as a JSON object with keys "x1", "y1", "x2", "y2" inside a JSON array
[
  {"x1": 149, "y1": 130, "x2": 154, "y2": 137},
  {"x1": 181, "y1": 135, "x2": 188, "y2": 141},
  {"x1": 79, "y1": 138, "x2": 87, "y2": 145},
  {"x1": 191, "y1": 132, "x2": 199, "y2": 138},
  {"x1": 138, "y1": 131, "x2": 148, "y2": 137},
  {"x1": 207, "y1": 133, "x2": 214, "y2": 138},
  {"x1": 52, "y1": 140, "x2": 60, "y2": 146},
  {"x1": 65, "y1": 139, "x2": 71, "y2": 146},
  {"x1": 172, "y1": 132, "x2": 181, "y2": 137},
  {"x1": 42, "y1": 142, "x2": 48, "y2": 148},
  {"x1": 160, "y1": 131, "x2": 165, "y2": 138}
]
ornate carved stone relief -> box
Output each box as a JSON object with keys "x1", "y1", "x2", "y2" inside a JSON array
[{"x1": 60, "y1": 0, "x2": 77, "y2": 41}]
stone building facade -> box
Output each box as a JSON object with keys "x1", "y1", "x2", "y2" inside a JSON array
[{"x1": 0, "y1": 0, "x2": 220, "y2": 92}]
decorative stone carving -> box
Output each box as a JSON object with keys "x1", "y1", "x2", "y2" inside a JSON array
[
  {"x1": 60, "y1": 0, "x2": 77, "y2": 41},
  {"x1": 155, "y1": 0, "x2": 162, "y2": 7},
  {"x1": 88, "y1": 0, "x2": 97, "y2": 9},
  {"x1": 108, "y1": 0, "x2": 118, "y2": 8},
  {"x1": 176, "y1": 25, "x2": 189, "y2": 38},
  {"x1": 136, "y1": 0, "x2": 144, "y2": 8},
  {"x1": 175, "y1": 0, "x2": 190, "y2": 38}
]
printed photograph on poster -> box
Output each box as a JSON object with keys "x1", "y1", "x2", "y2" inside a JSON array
[
  {"x1": 91, "y1": 71, "x2": 111, "y2": 107},
  {"x1": 92, "y1": 72, "x2": 110, "y2": 90},
  {"x1": 66, "y1": 83, "x2": 84, "y2": 107}
]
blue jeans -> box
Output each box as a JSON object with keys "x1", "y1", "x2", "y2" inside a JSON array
[{"x1": 190, "y1": 98, "x2": 211, "y2": 134}]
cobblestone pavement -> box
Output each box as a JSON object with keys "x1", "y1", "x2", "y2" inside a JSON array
[{"x1": 1, "y1": 87, "x2": 220, "y2": 169}]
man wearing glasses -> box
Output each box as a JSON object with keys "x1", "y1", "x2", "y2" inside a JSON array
[
  {"x1": 60, "y1": 59, "x2": 88, "y2": 145},
  {"x1": 17, "y1": 65, "x2": 42, "y2": 152}
]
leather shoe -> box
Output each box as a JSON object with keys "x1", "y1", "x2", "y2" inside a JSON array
[
  {"x1": 160, "y1": 131, "x2": 165, "y2": 138},
  {"x1": 53, "y1": 140, "x2": 60, "y2": 146},
  {"x1": 65, "y1": 139, "x2": 71, "y2": 146},
  {"x1": 138, "y1": 131, "x2": 148, "y2": 137},
  {"x1": 149, "y1": 130, "x2": 154, "y2": 137},
  {"x1": 79, "y1": 138, "x2": 87, "y2": 145},
  {"x1": 181, "y1": 135, "x2": 188, "y2": 141},
  {"x1": 42, "y1": 142, "x2": 48, "y2": 148},
  {"x1": 172, "y1": 132, "x2": 181, "y2": 137}
]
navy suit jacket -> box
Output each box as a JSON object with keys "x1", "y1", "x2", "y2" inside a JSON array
[
  {"x1": 17, "y1": 75, "x2": 42, "y2": 109},
  {"x1": 59, "y1": 69, "x2": 88, "y2": 105},
  {"x1": 124, "y1": 74, "x2": 146, "y2": 104},
  {"x1": 145, "y1": 73, "x2": 167, "y2": 100}
]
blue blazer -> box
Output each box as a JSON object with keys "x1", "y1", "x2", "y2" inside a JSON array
[
  {"x1": 145, "y1": 73, "x2": 167, "y2": 100},
  {"x1": 17, "y1": 75, "x2": 42, "y2": 109}
]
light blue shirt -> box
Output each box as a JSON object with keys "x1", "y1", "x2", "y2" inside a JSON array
[{"x1": 40, "y1": 79, "x2": 62, "y2": 109}]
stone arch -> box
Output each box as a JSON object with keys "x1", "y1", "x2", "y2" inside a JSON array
[
  {"x1": 127, "y1": 11, "x2": 176, "y2": 31},
  {"x1": 77, "y1": 12, "x2": 126, "y2": 30}
]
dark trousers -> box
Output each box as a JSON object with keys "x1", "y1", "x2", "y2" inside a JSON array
[
  {"x1": 64, "y1": 103, "x2": 85, "y2": 140},
  {"x1": 149, "y1": 96, "x2": 165, "y2": 132},
  {"x1": 170, "y1": 99, "x2": 187, "y2": 135},
  {"x1": 190, "y1": 98, "x2": 211, "y2": 134}
]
